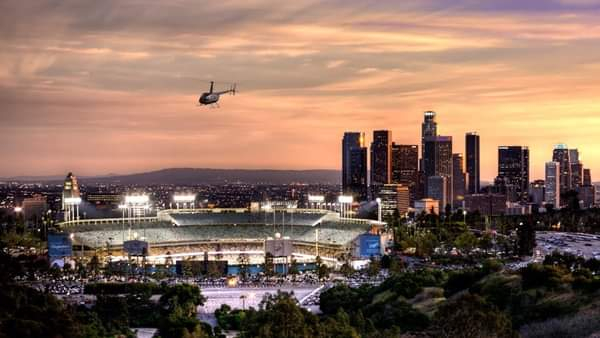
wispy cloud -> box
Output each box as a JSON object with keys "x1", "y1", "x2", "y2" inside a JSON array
[{"x1": 1, "y1": 0, "x2": 600, "y2": 179}]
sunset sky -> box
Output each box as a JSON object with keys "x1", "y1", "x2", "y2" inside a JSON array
[{"x1": 3, "y1": 0, "x2": 600, "y2": 180}]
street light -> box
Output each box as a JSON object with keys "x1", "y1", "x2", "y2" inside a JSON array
[{"x1": 375, "y1": 198, "x2": 382, "y2": 222}]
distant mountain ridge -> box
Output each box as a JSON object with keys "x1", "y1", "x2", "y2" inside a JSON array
[{"x1": 1, "y1": 168, "x2": 341, "y2": 185}]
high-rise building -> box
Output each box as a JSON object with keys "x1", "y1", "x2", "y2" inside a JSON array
[
  {"x1": 579, "y1": 186, "x2": 595, "y2": 209},
  {"x1": 569, "y1": 148, "x2": 579, "y2": 163},
  {"x1": 570, "y1": 161, "x2": 583, "y2": 190},
  {"x1": 583, "y1": 168, "x2": 592, "y2": 187},
  {"x1": 465, "y1": 132, "x2": 480, "y2": 194},
  {"x1": 421, "y1": 111, "x2": 437, "y2": 162},
  {"x1": 379, "y1": 184, "x2": 410, "y2": 218},
  {"x1": 529, "y1": 180, "x2": 545, "y2": 207},
  {"x1": 342, "y1": 132, "x2": 368, "y2": 201},
  {"x1": 452, "y1": 153, "x2": 466, "y2": 209},
  {"x1": 427, "y1": 176, "x2": 448, "y2": 211},
  {"x1": 552, "y1": 144, "x2": 571, "y2": 197},
  {"x1": 22, "y1": 194, "x2": 48, "y2": 224},
  {"x1": 391, "y1": 144, "x2": 419, "y2": 204},
  {"x1": 496, "y1": 146, "x2": 529, "y2": 202},
  {"x1": 370, "y1": 130, "x2": 392, "y2": 197},
  {"x1": 545, "y1": 162, "x2": 560, "y2": 209},
  {"x1": 424, "y1": 136, "x2": 453, "y2": 207},
  {"x1": 580, "y1": 168, "x2": 594, "y2": 209}
]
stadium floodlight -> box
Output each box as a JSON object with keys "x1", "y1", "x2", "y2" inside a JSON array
[
  {"x1": 64, "y1": 197, "x2": 82, "y2": 205},
  {"x1": 125, "y1": 194, "x2": 149, "y2": 205},
  {"x1": 338, "y1": 195, "x2": 353, "y2": 204},
  {"x1": 308, "y1": 195, "x2": 325, "y2": 203},
  {"x1": 173, "y1": 194, "x2": 196, "y2": 202}
]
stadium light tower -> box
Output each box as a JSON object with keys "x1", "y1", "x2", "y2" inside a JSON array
[
  {"x1": 63, "y1": 197, "x2": 82, "y2": 222},
  {"x1": 308, "y1": 195, "x2": 325, "y2": 210},
  {"x1": 338, "y1": 195, "x2": 353, "y2": 219},
  {"x1": 173, "y1": 194, "x2": 196, "y2": 210},
  {"x1": 123, "y1": 194, "x2": 150, "y2": 240}
]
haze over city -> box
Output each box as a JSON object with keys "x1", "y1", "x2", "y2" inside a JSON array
[{"x1": 3, "y1": 1, "x2": 600, "y2": 179}]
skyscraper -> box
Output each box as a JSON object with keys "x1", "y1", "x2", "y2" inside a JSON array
[
  {"x1": 569, "y1": 148, "x2": 583, "y2": 190},
  {"x1": 569, "y1": 148, "x2": 579, "y2": 163},
  {"x1": 391, "y1": 144, "x2": 419, "y2": 203},
  {"x1": 465, "y1": 132, "x2": 480, "y2": 194},
  {"x1": 370, "y1": 130, "x2": 392, "y2": 197},
  {"x1": 421, "y1": 111, "x2": 437, "y2": 171},
  {"x1": 552, "y1": 144, "x2": 571, "y2": 197},
  {"x1": 427, "y1": 176, "x2": 448, "y2": 211},
  {"x1": 583, "y1": 168, "x2": 592, "y2": 187},
  {"x1": 529, "y1": 180, "x2": 545, "y2": 207},
  {"x1": 423, "y1": 135, "x2": 453, "y2": 207},
  {"x1": 452, "y1": 153, "x2": 466, "y2": 209},
  {"x1": 545, "y1": 162, "x2": 560, "y2": 208},
  {"x1": 580, "y1": 168, "x2": 595, "y2": 208},
  {"x1": 342, "y1": 132, "x2": 368, "y2": 201},
  {"x1": 496, "y1": 146, "x2": 529, "y2": 202}
]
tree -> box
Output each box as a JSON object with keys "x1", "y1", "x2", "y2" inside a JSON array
[
  {"x1": 157, "y1": 285, "x2": 209, "y2": 338},
  {"x1": 262, "y1": 252, "x2": 275, "y2": 279},
  {"x1": 241, "y1": 292, "x2": 321, "y2": 338},
  {"x1": 88, "y1": 255, "x2": 100, "y2": 277},
  {"x1": 315, "y1": 256, "x2": 330, "y2": 280},
  {"x1": 454, "y1": 232, "x2": 478, "y2": 254},
  {"x1": 0, "y1": 284, "x2": 91, "y2": 338},
  {"x1": 388, "y1": 257, "x2": 404, "y2": 275},
  {"x1": 321, "y1": 308, "x2": 361, "y2": 338},
  {"x1": 288, "y1": 258, "x2": 300, "y2": 278},
  {"x1": 94, "y1": 295, "x2": 132, "y2": 335},
  {"x1": 238, "y1": 253, "x2": 250, "y2": 280},
  {"x1": 159, "y1": 284, "x2": 206, "y2": 317},
  {"x1": 479, "y1": 232, "x2": 494, "y2": 254},
  {"x1": 366, "y1": 256, "x2": 381, "y2": 277},
  {"x1": 340, "y1": 262, "x2": 355, "y2": 278},
  {"x1": 516, "y1": 222, "x2": 536, "y2": 256},
  {"x1": 416, "y1": 231, "x2": 438, "y2": 257},
  {"x1": 433, "y1": 293, "x2": 515, "y2": 338}
]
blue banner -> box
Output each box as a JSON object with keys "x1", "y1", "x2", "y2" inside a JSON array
[
  {"x1": 48, "y1": 233, "x2": 72, "y2": 258},
  {"x1": 359, "y1": 234, "x2": 381, "y2": 257}
]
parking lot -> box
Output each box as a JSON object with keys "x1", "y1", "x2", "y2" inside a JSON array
[{"x1": 536, "y1": 231, "x2": 600, "y2": 260}]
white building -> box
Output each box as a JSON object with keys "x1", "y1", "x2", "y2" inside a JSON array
[{"x1": 379, "y1": 184, "x2": 410, "y2": 218}]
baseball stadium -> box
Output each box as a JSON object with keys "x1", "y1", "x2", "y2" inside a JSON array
[{"x1": 58, "y1": 208, "x2": 389, "y2": 268}]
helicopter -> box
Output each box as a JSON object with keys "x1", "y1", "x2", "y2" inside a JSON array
[{"x1": 198, "y1": 81, "x2": 236, "y2": 107}]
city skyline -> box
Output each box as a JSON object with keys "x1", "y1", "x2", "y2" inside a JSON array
[{"x1": 4, "y1": 1, "x2": 600, "y2": 179}]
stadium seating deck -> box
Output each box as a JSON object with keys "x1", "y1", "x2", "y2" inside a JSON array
[{"x1": 69, "y1": 211, "x2": 375, "y2": 249}]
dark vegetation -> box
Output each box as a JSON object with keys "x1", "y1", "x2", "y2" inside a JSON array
[{"x1": 215, "y1": 254, "x2": 600, "y2": 338}]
